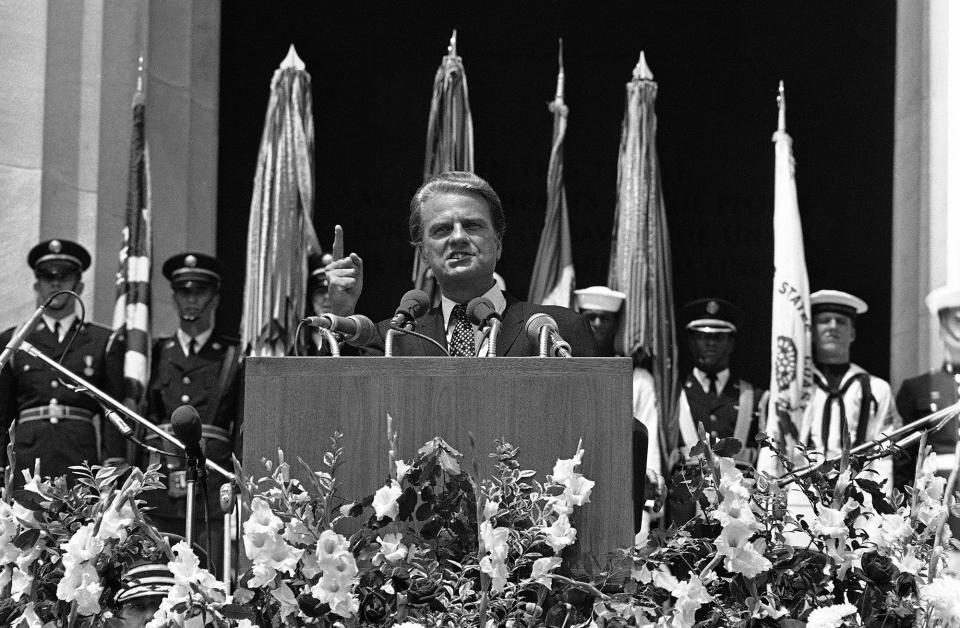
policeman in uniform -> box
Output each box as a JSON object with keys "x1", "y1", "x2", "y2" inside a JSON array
[
  {"x1": 0, "y1": 239, "x2": 125, "y2": 488},
  {"x1": 666, "y1": 298, "x2": 765, "y2": 523},
  {"x1": 143, "y1": 253, "x2": 241, "y2": 567},
  {"x1": 575, "y1": 285, "x2": 663, "y2": 530},
  {"x1": 895, "y1": 285, "x2": 960, "y2": 534}
]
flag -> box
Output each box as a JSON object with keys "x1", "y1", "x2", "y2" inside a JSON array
[
  {"x1": 414, "y1": 30, "x2": 475, "y2": 301},
  {"x1": 528, "y1": 40, "x2": 575, "y2": 308},
  {"x1": 608, "y1": 52, "x2": 677, "y2": 464},
  {"x1": 112, "y1": 63, "x2": 152, "y2": 405},
  {"x1": 760, "y1": 81, "x2": 814, "y2": 472},
  {"x1": 240, "y1": 45, "x2": 320, "y2": 357}
]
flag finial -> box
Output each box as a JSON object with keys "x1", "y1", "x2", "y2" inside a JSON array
[
  {"x1": 280, "y1": 44, "x2": 305, "y2": 71},
  {"x1": 136, "y1": 54, "x2": 144, "y2": 93},
  {"x1": 449, "y1": 29, "x2": 458, "y2": 57},
  {"x1": 777, "y1": 80, "x2": 786, "y2": 132},
  {"x1": 555, "y1": 38, "x2": 565, "y2": 102},
  {"x1": 633, "y1": 51, "x2": 654, "y2": 81}
]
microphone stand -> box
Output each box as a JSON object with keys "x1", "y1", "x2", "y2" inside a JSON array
[
  {"x1": 14, "y1": 340, "x2": 235, "y2": 481},
  {"x1": 487, "y1": 319, "x2": 501, "y2": 357},
  {"x1": 774, "y1": 400, "x2": 960, "y2": 488},
  {"x1": 317, "y1": 328, "x2": 340, "y2": 357}
]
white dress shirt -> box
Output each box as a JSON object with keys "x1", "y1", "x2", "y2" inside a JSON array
[
  {"x1": 42, "y1": 313, "x2": 76, "y2": 342},
  {"x1": 176, "y1": 327, "x2": 213, "y2": 357}
]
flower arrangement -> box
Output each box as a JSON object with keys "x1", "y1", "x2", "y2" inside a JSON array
[{"x1": 0, "y1": 418, "x2": 959, "y2": 627}]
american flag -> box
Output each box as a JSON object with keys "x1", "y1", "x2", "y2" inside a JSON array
[
  {"x1": 528, "y1": 40, "x2": 575, "y2": 308},
  {"x1": 112, "y1": 70, "x2": 152, "y2": 404}
]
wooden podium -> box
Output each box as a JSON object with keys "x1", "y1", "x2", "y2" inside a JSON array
[{"x1": 243, "y1": 357, "x2": 635, "y2": 563}]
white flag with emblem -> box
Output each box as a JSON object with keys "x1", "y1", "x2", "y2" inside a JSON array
[{"x1": 759, "y1": 82, "x2": 814, "y2": 475}]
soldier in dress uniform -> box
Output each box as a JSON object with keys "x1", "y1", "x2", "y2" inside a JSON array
[
  {"x1": 895, "y1": 285, "x2": 960, "y2": 535},
  {"x1": 142, "y1": 252, "x2": 241, "y2": 569},
  {"x1": 0, "y1": 239, "x2": 125, "y2": 489},
  {"x1": 666, "y1": 298, "x2": 765, "y2": 524}
]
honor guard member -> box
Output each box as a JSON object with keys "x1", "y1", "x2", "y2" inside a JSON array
[
  {"x1": 895, "y1": 285, "x2": 960, "y2": 535},
  {"x1": 575, "y1": 285, "x2": 664, "y2": 530},
  {"x1": 668, "y1": 299, "x2": 764, "y2": 465},
  {"x1": 798, "y1": 290, "x2": 899, "y2": 493},
  {"x1": 143, "y1": 253, "x2": 241, "y2": 566},
  {"x1": 0, "y1": 239, "x2": 125, "y2": 488}
]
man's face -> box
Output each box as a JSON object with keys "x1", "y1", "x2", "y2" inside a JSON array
[
  {"x1": 33, "y1": 262, "x2": 83, "y2": 311},
  {"x1": 172, "y1": 283, "x2": 218, "y2": 327},
  {"x1": 311, "y1": 286, "x2": 332, "y2": 317},
  {"x1": 418, "y1": 192, "x2": 502, "y2": 298},
  {"x1": 583, "y1": 309, "x2": 618, "y2": 349},
  {"x1": 813, "y1": 311, "x2": 856, "y2": 360},
  {"x1": 688, "y1": 330, "x2": 735, "y2": 373},
  {"x1": 938, "y1": 307, "x2": 960, "y2": 353}
]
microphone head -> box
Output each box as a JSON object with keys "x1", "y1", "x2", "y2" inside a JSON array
[
  {"x1": 170, "y1": 404, "x2": 203, "y2": 453},
  {"x1": 345, "y1": 315, "x2": 378, "y2": 346},
  {"x1": 466, "y1": 297, "x2": 498, "y2": 326},
  {"x1": 396, "y1": 289, "x2": 431, "y2": 319},
  {"x1": 525, "y1": 313, "x2": 559, "y2": 344}
]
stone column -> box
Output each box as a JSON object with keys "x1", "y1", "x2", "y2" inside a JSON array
[
  {"x1": 0, "y1": 0, "x2": 220, "y2": 336},
  {"x1": 891, "y1": 0, "x2": 960, "y2": 389}
]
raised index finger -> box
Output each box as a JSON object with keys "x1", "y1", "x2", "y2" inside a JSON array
[{"x1": 332, "y1": 224, "x2": 344, "y2": 260}]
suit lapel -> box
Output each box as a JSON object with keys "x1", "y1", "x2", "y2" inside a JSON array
[
  {"x1": 415, "y1": 308, "x2": 446, "y2": 356},
  {"x1": 496, "y1": 294, "x2": 526, "y2": 355}
]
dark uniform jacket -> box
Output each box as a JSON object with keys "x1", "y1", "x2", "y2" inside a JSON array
[
  {"x1": 668, "y1": 371, "x2": 764, "y2": 463},
  {"x1": 0, "y1": 319, "x2": 124, "y2": 486},
  {"x1": 144, "y1": 330, "x2": 242, "y2": 519},
  {"x1": 368, "y1": 293, "x2": 599, "y2": 357},
  {"x1": 894, "y1": 365, "x2": 960, "y2": 490}
]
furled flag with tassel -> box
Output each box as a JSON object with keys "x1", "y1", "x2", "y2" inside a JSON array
[
  {"x1": 112, "y1": 58, "x2": 152, "y2": 406},
  {"x1": 608, "y1": 52, "x2": 677, "y2": 469},
  {"x1": 241, "y1": 45, "x2": 320, "y2": 357},
  {"x1": 413, "y1": 30, "x2": 475, "y2": 302},
  {"x1": 528, "y1": 40, "x2": 575, "y2": 308},
  {"x1": 757, "y1": 82, "x2": 814, "y2": 477}
]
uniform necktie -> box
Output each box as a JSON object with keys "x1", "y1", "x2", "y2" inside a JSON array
[
  {"x1": 188, "y1": 338, "x2": 198, "y2": 356},
  {"x1": 707, "y1": 372, "x2": 718, "y2": 397},
  {"x1": 53, "y1": 321, "x2": 62, "y2": 342},
  {"x1": 449, "y1": 304, "x2": 475, "y2": 357}
]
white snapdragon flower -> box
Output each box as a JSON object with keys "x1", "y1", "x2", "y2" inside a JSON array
[
  {"x1": 480, "y1": 553, "x2": 509, "y2": 592},
  {"x1": 714, "y1": 520, "x2": 771, "y2": 578},
  {"x1": 373, "y1": 533, "x2": 408, "y2": 565},
  {"x1": 670, "y1": 575, "x2": 712, "y2": 628},
  {"x1": 243, "y1": 499, "x2": 303, "y2": 588},
  {"x1": 372, "y1": 480, "x2": 402, "y2": 520},
  {"x1": 892, "y1": 545, "x2": 924, "y2": 576},
  {"x1": 96, "y1": 500, "x2": 135, "y2": 541},
  {"x1": 805, "y1": 602, "x2": 857, "y2": 628},
  {"x1": 395, "y1": 459, "x2": 412, "y2": 482},
  {"x1": 543, "y1": 514, "x2": 577, "y2": 553},
  {"x1": 551, "y1": 448, "x2": 585, "y2": 485},
  {"x1": 530, "y1": 556, "x2": 562, "y2": 587},
  {"x1": 315, "y1": 529, "x2": 351, "y2": 567},
  {"x1": 809, "y1": 500, "x2": 855, "y2": 538},
  {"x1": 57, "y1": 523, "x2": 105, "y2": 615},
  {"x1": 561, "y1": 474, "x2": 596, "y2": 507}
]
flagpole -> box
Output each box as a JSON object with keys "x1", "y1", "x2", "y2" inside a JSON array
[{"x1": 777, "y1": 80, "x2": 785, "y2": 132}]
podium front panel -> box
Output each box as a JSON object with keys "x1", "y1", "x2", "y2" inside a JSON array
[{"x1": 244, "y1": 356, "x2": 633, "y2": 561}]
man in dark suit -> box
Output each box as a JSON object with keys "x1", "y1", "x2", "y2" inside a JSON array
[
  {"x1": 0, "y1": 239, "x2": 125, "y2": 488},
  {"x1": 666, "y1": 298, "x2": 765, "y2": 524},
  {"x1": 142, "y1": 252, "x2": 242, "y2": 568},
  {"x1": 323, "y1": 171, "x2": 598, "y2": 357},
  {"x1": 895, "y1": 285, "x2": 960, "y2": 536}
]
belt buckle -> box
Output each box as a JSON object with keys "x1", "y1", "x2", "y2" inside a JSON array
[{"x1": 168, "y1": 470, "x2": 188, "y2": 498}]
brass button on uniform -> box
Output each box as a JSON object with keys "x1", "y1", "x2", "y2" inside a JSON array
[
  {"x1": 183, "y1": 376, "x2": 191, "y2": 385},
  {"x1": 50, "y1": 380, "x2": 59, "y2": 389},
  {"x1": 180, "y1": 394, "x2": 190, "y2": 403},
  {"x1": 50, "y1": 416, "x2": 59, "y2": 424}
]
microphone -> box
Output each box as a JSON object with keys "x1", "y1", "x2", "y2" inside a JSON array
[
  {"x1": 390, "y1": 290, "x2": 431, "y2": 328},
  {"x1": 525, "y1": 313, "x2": 572, "y2": 357},
  {"x1": 466, "y1": 297, "x2": 501, "y2": 329},
  {"x1": 171, "y1": 404, "x2": 205, "y2": 465},
  {"x1": 302, "y1": 314, "x2": 378, "y2": 346},
  {"x1": 105, "y1": 410, "x2": 134, "y2": 439},
  {"x1": 0, "y1": 303, "x2": 48, "y2": 369}
]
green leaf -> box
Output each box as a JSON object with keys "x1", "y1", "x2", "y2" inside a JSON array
[{"x1": 13, "y1": 528, "x2": 40, "y2": 550}]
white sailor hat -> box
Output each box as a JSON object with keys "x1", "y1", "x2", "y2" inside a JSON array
[
  {"x1": 574, "y1": 286, "x2": 626, "y2": 313},
  {"x1": 113, "y1": 561, "x2": 176, "y2": 604},
  {"x1": 926, "y1": 285, "x2": 960, "y2": 314},
  {"x1": 810, "y1": 289, "x2": 868, "y2": 318}
]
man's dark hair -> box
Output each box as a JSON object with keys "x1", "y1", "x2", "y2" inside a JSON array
[{"x1": 408, "y1": 171, "x2": 506, "y2": 246}]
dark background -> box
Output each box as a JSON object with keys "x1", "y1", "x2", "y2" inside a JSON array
[{"x1": 217, "y1": 1, "x2": 895, "y2": 385}]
